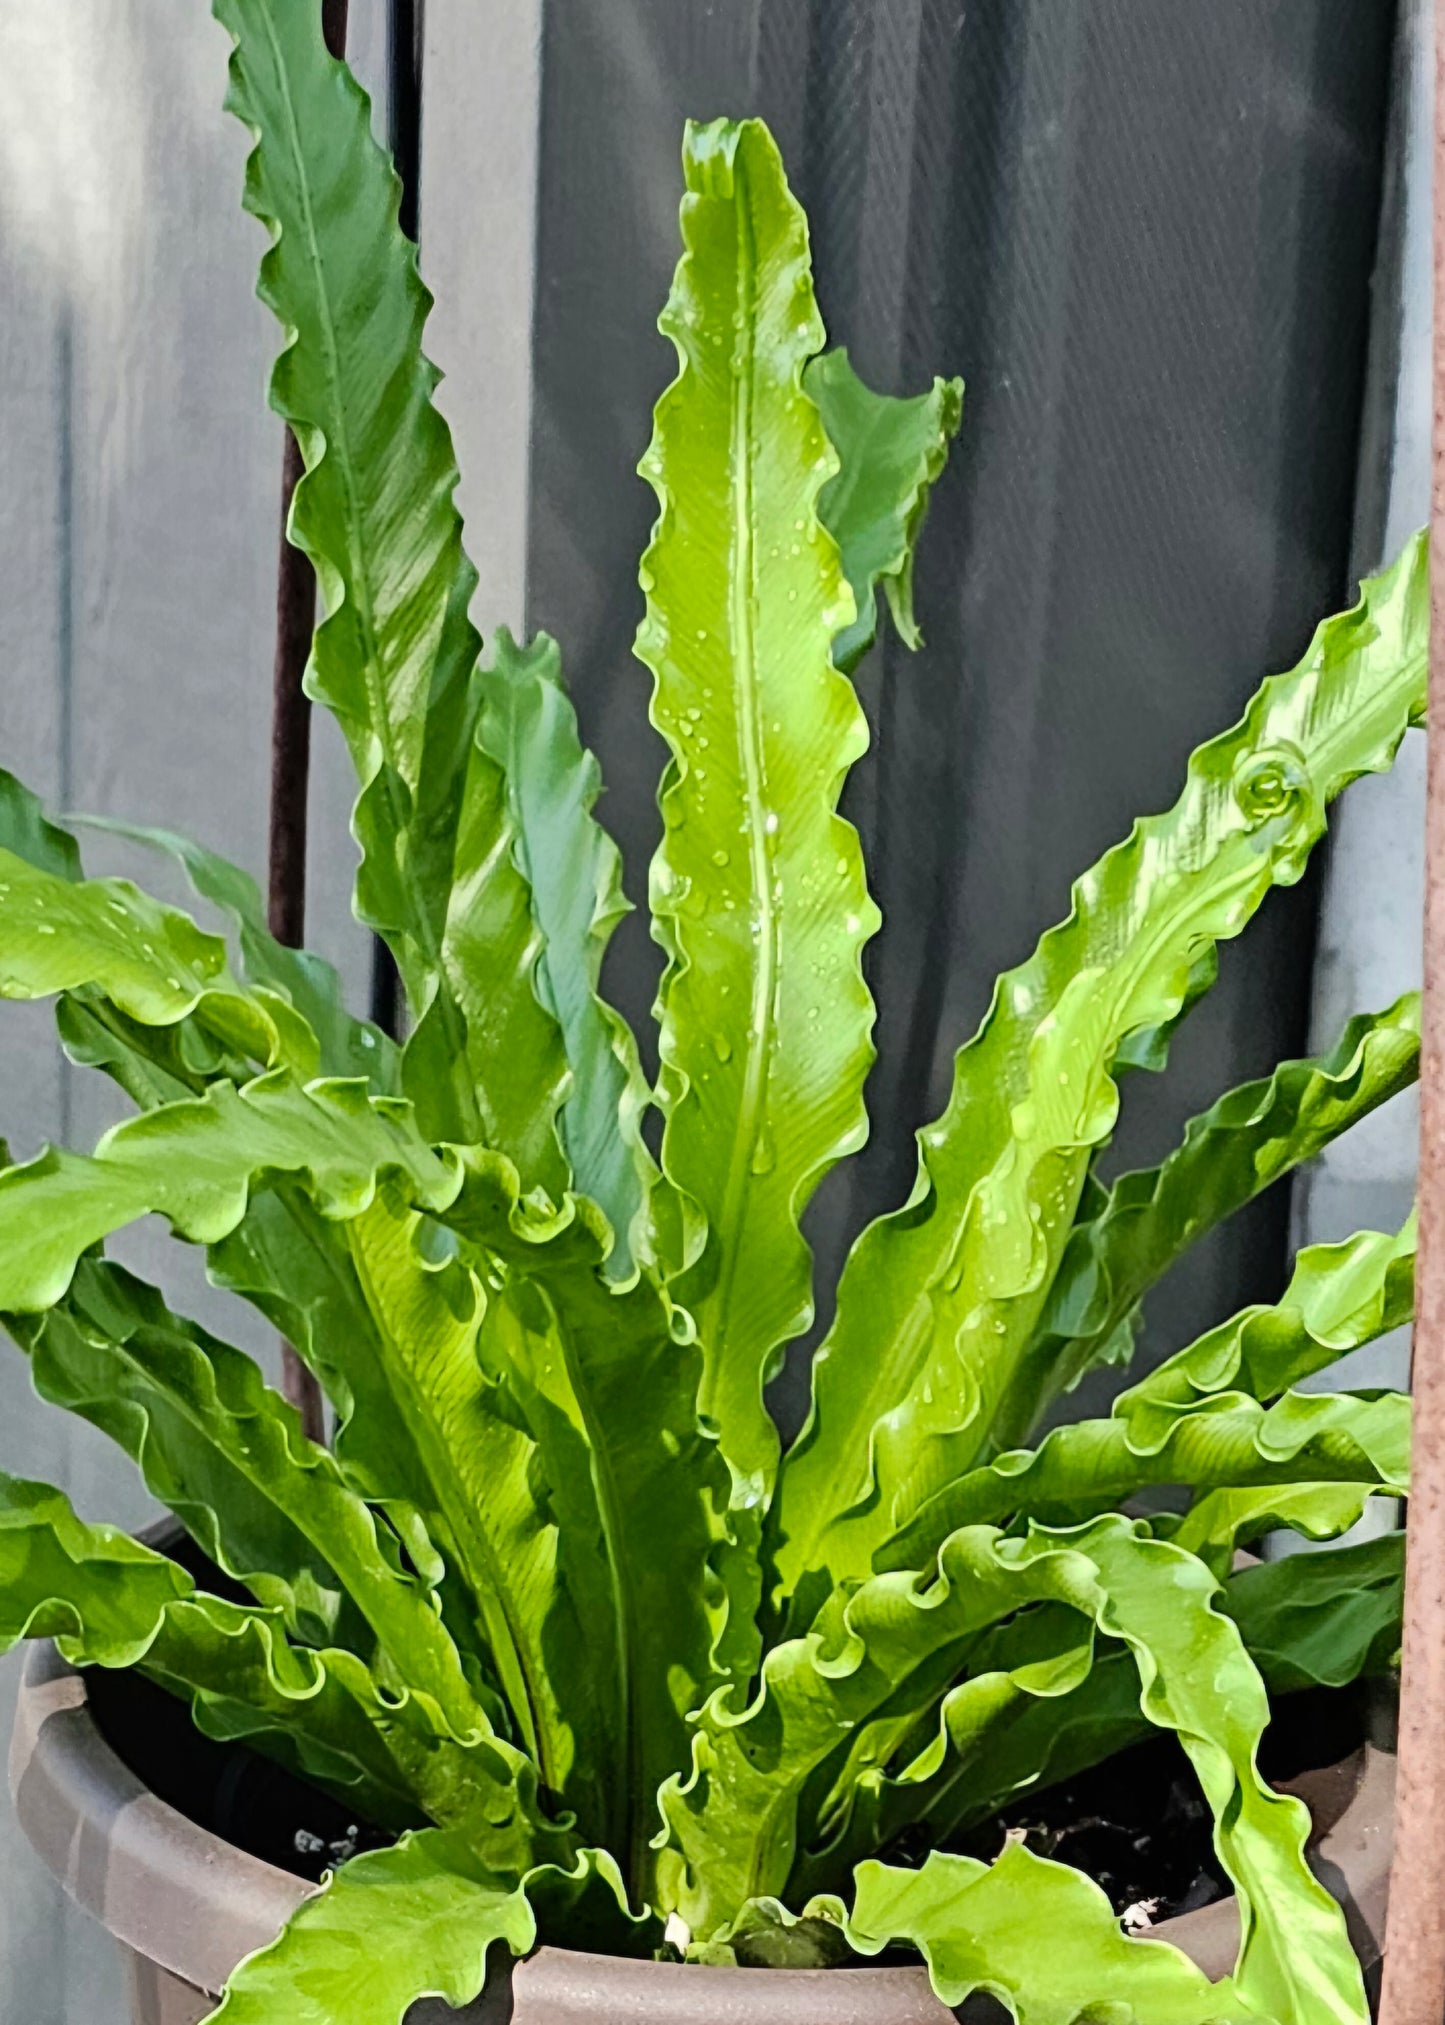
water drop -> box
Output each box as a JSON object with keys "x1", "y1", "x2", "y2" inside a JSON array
[
  {"x1": 789, "y1": 543, "x2": 801, "y2": 558},
  {"x1": 750, "y1": 1129, "x2": 777, "y2": 1176},
  {"x1": 696, "y1": 629, "x2": 708, "y2": 642},
  {"x1": 686, "y1": 707, "x2": 702, "y2": 723},
  {"x1": 764, "y1": 811, "x2": 780, "y2": 835},
  {"x1": 845, "y1": 912, "x2": 860, "y2": 934},
  {"x1": 807, "y1": 1006, "x2": 820, "y2": 1021},
  {"x1": 36, "y1": 924, "x2": 55, "y2": 936},
  {"x1": 712, "y1": 1034, "x2": 733, "y2": 1063},
  {"x1": 711, "y1": 848, "x2": 730, "y2": 868}
]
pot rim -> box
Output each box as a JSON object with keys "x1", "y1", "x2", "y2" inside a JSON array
[{"x1": 8, "y1": 1639, "x2": 1394, "y2": 2012}]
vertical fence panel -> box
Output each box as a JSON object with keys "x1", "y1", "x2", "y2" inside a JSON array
[{"x1": 0, "y1": 5, "x2": 386, "y2": 2014}]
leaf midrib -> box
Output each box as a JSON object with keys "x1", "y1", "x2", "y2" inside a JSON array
[{"x1": 702, "y1": 152, "x2": 776, "y2": 1394}]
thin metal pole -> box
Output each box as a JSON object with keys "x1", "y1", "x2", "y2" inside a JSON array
[
  {"x1": 1378, "y1": 6, "x2": 1445, "y2": 2020},
  {"x1": 267, "y1": 0, "x2": 349, "y2": 1445}
]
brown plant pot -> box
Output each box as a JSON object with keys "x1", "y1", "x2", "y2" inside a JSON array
[{"x1": 9, "y1": 1639, "x2": 1395, "y2": 2025}]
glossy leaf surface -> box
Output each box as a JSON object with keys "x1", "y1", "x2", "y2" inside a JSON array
[
  {"x1": 1067, "y1": 1520, "x2": 1368, "y2": 2025},
  {"x1": 478, "y1": 629, "x2": 657, "y2": 1270},
  {"x1": 808, "y1": 347, "x2": 963, "y2": 672},
  {"x1": 638, "y1": 117, "x2": 879, "y2": 1492},
  {"x1": 1123, "y1": 1213, "x2": 1417, "y2": 1427},
  {"x1": 776, "y1": 534, "x2": 1427, "y2": 1606},
  {"x1": 847, "y1": 1845, "x2": 1254, "y2": 2024},
  {"x1": 214, "y1": 0, "x2": 568, "y2": 1175},
  {"x1": 0, "y1": 846, "x2": 314, "y2": 1076},
  {"x1": 1029, "y1": 991, "x2": 1421, "y2": 1413},
  {"x1": 881, "y1": 1385, "x2": 1409, "y2": 1571},
  {"x1": 202, "y1": 1835, "x2": 550, "y2": 2025},
  {"x1": 78, "y1": 816, "x2": 397, "y2": 1088}
]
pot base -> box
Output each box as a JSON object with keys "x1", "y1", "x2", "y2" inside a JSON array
[{"x1": 10, "y1": 1641, "x2": 1396, "y2": 2024}]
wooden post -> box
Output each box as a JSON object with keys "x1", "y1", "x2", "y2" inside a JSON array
[
  {"x1": 1377, "y1": 5, "x2": 1445, "y2": 2020},
  {"x1": 266, "y1": 0, "x2": 349, "y2": 1445}
]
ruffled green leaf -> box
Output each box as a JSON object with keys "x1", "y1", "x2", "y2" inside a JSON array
[
  {"x1": 1029, "y1": 991, "x2": 1421, "y2": 1413},
  {"x1": 843, "y1": 1535, "x2": 1406, "y2": 1878},
  {"x1": 656, "y1": 1523, "x2": 1115, "y2": 1935},
  {"x1": 0, "y1": 773, "x2": 247, "y2": 1108},
  {"x1": 0, "y1": 768, "x2": 80, "y2": 879},
  {"x1": 0, "y1": 1472, "x2": 563, "y2": 1866},
  {"x1": 1227, "y1": 1532, "x2": 1403, "y2": 1690},
  {"x1": 807, "y1": 347, "x2": 963, "y2": 673},
  {"x1": 416, "y1": 687, "x2": 571, "y2": 1177},
  {"x1": 448, "y1": 1172, "x2": 732, "y2": 1886},
  {"x1": 638, "y1": 117, "x2": 879, "y2": 1493},
  {"x1": 776, "y1": 532, "x2": 1427, "y2": 1608},
  {"x1": 477, "y1": 628, "x2": 657, "y2": 1272},
  {"x1": 0, "y1": 1469, "x2": 192, "y2": 1662},
  {"x1": 1066, "y1": 1519, "x2": 1368, "y2": 2025},
  {"x1": 76, "y1": 816, "x2": 397, "y2": 1089},
  {"x1": 1123, "y1": 1213, "x2": 1416, "y2": 1428},
  {"x1": 0, "y1": 846, "x2": 315, "y2": 1077},
  {"x1": 880, "y1": 1385, "x2": 1409, "y2": 1572},
  {"x1": 203, "y1": 1842, "x2": 636, "y2": 2025},
  {"x1": 214, "y1": 0, "x2": 568, "y2": 1172},
  {"x1": 344, "y1": 1194, "x2": 598, "y2": 1821},
  {"x1": 1175, "y1": 1482, "x2": 1391, "y2": 1570},
  {"x1": 143, "y1": 1592, "x2": 458, "y2": 1836},
  {"x1": 209, "y1": 1189, "x2": 454, "y2": 1604},
  {"x1": 9, "y1": 1258, "x2": 370, "y2": 1649},
  {"x1": 847, "y1": 1844, "x2": 1254, "y2": 2024},
  {"x1": 13, "y1": 1252, "x2": 480, "y2": 1738},
  {"x1": 0, "y1": 1071, "x2": 458, "y2": 1316}
]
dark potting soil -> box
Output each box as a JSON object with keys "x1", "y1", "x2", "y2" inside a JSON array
[
  {"x1": 936, "y1": 1679, "x2": 1372, "y2": 1928},
  {"x1": 88, "y1": 1530, "x2": 396, "y2": 1885},
  {"x1": 87, "y1": 1529, "x2": 1373, "y2": 1918}
]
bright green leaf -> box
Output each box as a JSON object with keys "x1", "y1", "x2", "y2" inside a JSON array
[
  {"x1": 0, "y1": 1071, "x2": 459, "y2": 1316},
  {"x1": 478, "y1": 628, "x2": 657, "y2": 1272},
  {"x1": 1028, "y1": 991, "x2": 1421, "y2": 1416},
  {"x1": 880, "y1": 1385, "x2": 1409, "y2": 1572},
  {"x1": 776, "y1": 533, "x2": 1427, "y2": 1610},
  {"x1": 847, "y1": 1843, "x2": 1254, "y2": 2025},
  {"x1": 638, "y1": 116, "x2": 880, "y2": 1495},
  {"x1": 0, "y1": 846, "x2": 315, "y2": 1077},
  {"x1": 1064, "y1": 1519, "x2": 1369, "y2": 2025},
  {"x1": 76, "y1": 815, "x2": 397, "y2": 1089},
  {"x1": 807, "y1": 347, "x2": 963, "y2": 673},
  {"x1": 1121, "y1": 1213, "x2": 1416, "y2": 1431}
]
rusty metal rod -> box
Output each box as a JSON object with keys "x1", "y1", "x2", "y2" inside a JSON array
[
  {"x1": 267, "y1": 0, "x2": 350, "y2": 1445},
  {"x1": 1378, "y1": 6, "x2": 1445, "y2": 2021},
  {"x1": 367, "y1": 0, "x2": 425, "y2": 1040}
]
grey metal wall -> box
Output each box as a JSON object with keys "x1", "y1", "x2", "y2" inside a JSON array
[
  {"x1": 523, "y1": 0, "x2": 1399, "y2": 1419},
  {"x1": 0, "y1": 7, "x2": 384, "y2": 2013}
]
